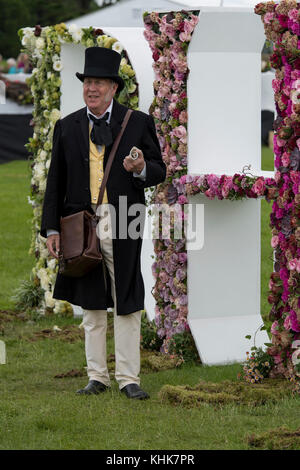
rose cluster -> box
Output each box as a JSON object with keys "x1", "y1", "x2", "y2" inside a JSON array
[
  {"x1": 256, "y1": 0, "x2": 300, "y2": 384},
  {"x1": 180, "y1": 173, "x2": 278, "y2": 201}
]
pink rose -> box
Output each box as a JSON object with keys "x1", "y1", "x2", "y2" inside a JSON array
[
  {"x1": 281, "y1": 152, "x2": 290, "y2": 167},
  {"x1": 183, "y1": 19, "x2": 194, "y2": 36},
  {"x1": 178, "y1": 195, "x2": 188, "y2": 204},
  {"x1": 159, "y1": 271, "x2": 169, "y2": 283},
  {"x1": 288, "y1": 8, "x2": 298, "y2": 21},
  {"x1": 252, "y1": 178, "x2": 265, "y2": 196},
  {"x1": 271, "y1": 235, "x2": 279, "y2": 248},
  {"x1": 179, "y1": 110, "x2": 188, "y2": 124},
  {"x1": 288, "y1": 259, "x2": 297, "y2": 270},
  {"x1": 271, "y1": 321, "x2": 279, "y2": 335},
  {"x1": 272, "y1": 78, "x2": 281, "y2": 93},
  {"x1": 264, "y1": 12, "x2": 275, "y2": 23},
  {"x1": 172, "y1": 125, "x2": 187, "y2": 143},
  {"x1": 179, "y1": 31, "x2": 191, "y2": 42},
  {"x1": 275, "y1": 171, "x2": 281, "y2": 183}
]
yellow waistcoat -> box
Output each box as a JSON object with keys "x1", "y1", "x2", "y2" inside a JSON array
[{"x1": 89, "y1": 126, "x2": 108, "y2": 204}]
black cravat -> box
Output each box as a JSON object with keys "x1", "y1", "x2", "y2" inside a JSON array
[{"x1": 88, "y1": 112, "x2": 113, "y2": 147}]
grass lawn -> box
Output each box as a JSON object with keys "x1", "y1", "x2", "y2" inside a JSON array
[{"x1": 1, "y1": 152, "x2": 299, "y2": 451}]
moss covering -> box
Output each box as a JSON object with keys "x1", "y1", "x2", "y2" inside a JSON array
[
  {"x1": 247, "y1": 426, "x2": 300, "y2": 450},
  {"x1": 158, "y1": 379, "x2": 296, "y2": 407}
]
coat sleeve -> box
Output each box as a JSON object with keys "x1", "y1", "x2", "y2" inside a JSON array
[
  {"x1": 40, "y1": 120, "x2": 66, "y2": 238},
  {"x1": 132, "y1": 114, "x2": 166, "y2": 189}
]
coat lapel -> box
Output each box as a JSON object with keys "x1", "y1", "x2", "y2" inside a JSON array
[{"x1": 75, "y1": 107, "x2": 89, "y2": 159}]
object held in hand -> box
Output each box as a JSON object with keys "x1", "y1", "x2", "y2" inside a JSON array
[{"x1": 130, "y1": 147, "x2": 139, "y2": 160}]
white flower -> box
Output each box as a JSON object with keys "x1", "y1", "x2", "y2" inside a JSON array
[
  {"x1": 45, "y1": 159, "x2": 51, "y2": 170},
  {"x1": 34, "y1": 162, "x2": 45, "y2": 180},
  {"x1": 27, "y1": 196, "x2": 35, "y2": 207},
  {"x1": 112, "y1": 41, "x2": 123, "y2": 54},
  {"x1": 32, "y1": 49, "x2": 42, "y2": 60},
  {"x1": 39, "y1": 150, "x2": 47, "y2": 161},
  {"x1": 291, "y1": 89, "x2": 300, "y2": 104},
  {"x1": 23, "y1": 27, "x2": 34, "y2": 36},
  {"x1": 39, "y1": 178, "x2": 47, "y2": 192},
  {"x1": 293, "y1": 79, "x2": 300, "y2": 90},
  {"x1": 120, "y1": 58, "x2": 127, "y2": 66},
  {"x1": 22, "y1": 35, "x2": 32, "y2": 47},
  {"x1": 35, "y1": 37, "x2": 45, "y2": 50},
  {"x1": 54, "y1": 300, "x2": 64, "y2": 314},
  {"x1": 52, "y1": 54, "x2": 60, "y2": 63},
  {"x1": 47, "y1": 258, "x2": 57, "y2": 270},
  {"x1": 72, "y1": 29, "x2": 83, "y2": 43},
  {"x1": 53, "y1": 60, "x2": 63, "y2": 72},
  {"x1": 45, "y1": 291, "x2": 56, "y2": 308},
  {"x1": 37, "y1": 268, "x2": 50, "y2": 291},
  {"x1": 50, "y1": 108, "x2": 61, "y2": 123},
  {"x1": 68, "y1": 24, "x2": 79, "y2": 34}
]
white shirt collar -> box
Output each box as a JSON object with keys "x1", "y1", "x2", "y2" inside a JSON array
[{"x1": 87, "y1": 99, "x2": 113, "y2": 124}]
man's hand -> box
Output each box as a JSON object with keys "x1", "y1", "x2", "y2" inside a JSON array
[
  {"x1": 123, "y1": 147, "x2": 145, "y2": 174},
  {"x1": 46, "y1": 234, "x2": 60, "y2": 259}
]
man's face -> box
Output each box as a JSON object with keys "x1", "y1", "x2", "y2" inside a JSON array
[{"x1": 83, "y1": 77, "x2": 118, "y2": 116}]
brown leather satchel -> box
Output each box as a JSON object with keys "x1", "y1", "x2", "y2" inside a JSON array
[{"x1": 58, "y1": 109, "x2": 133, "y2": 277}]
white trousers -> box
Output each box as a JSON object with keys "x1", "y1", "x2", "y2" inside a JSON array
[{"x1": 82, "y1": 204, "x2": 142, "y2": 389}]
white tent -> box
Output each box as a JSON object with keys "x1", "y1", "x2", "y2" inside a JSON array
[
  {"x1": 66, "y1": 0, "x2": 194, "y2": 28},
  {"x1": 66, "y1": 0, "x2": 264, "y2": 28}
]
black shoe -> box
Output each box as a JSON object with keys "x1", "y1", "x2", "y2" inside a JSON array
[
  {"x1": 76, "y1": 380, "x2": 109, "y2": 395},
  {"x1": 120, "y1": 383, "x2": 149, "y2": 400}
]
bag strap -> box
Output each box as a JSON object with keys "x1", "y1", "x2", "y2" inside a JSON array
[{"x1": 96, "y1": 109, "x2": 133, "y2": 208}]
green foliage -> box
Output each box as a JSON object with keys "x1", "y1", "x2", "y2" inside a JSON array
[
  {"x1": 159, "y1": 378, "x2": 295, "y2": 408},
  {"x1": 247, "y1": 426, "x2": 300, "y2": 450},
  {"x1": 0, "y1": 313, "x2": 300, "y2": 449},
  {"x1": 168, "y1": 331, "x2": 199, "y2": 363},
  {"x1": 242, "y1": 347, "x2": 275, "y2": 383},
  {"x1": 10, "y1": 278, "x2": 43, "y2": 311},
  {"x1": 140, "y1": 312, "x2": 163, "y2": 352},
  {"x1": 0, "y1": 0, "x2": 99, "y2": 58}
]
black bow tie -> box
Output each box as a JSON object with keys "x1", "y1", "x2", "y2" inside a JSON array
[{"x1": 88, "y1": 112, "x2": 113, "y2": 147}]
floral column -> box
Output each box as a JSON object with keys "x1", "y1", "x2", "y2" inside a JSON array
[{"x1": 256, "y1": 0, "x2": 300, "y2": 383}]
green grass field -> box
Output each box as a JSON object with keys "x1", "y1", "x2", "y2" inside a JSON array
[{"x1": 1, "y1": 151, "x2": 299, "y2": 451}]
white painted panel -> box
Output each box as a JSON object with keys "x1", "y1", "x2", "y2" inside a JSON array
[
  {"x1": 188, "y1": 8, "x2": 265, "y2": 175},
  {"x1": 188, "y1": 195, "x2": 261, "y2": 317},
  {"x1": 189, "y1": 316, "x2": 269, "y2": 365}
]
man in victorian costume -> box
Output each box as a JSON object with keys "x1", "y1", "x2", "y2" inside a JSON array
[{"x1": 40, "y1": 47, "x2": 166, "y2": 399}]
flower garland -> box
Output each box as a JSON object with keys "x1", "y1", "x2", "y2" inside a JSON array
[
  {"x1": 180, "y1": 173, "x2": 277, "y2": 201},
  {"x1": 144, "y1": 10, "x2": 199, "y2": 352},
  {"x1": 255, "y1": 0, "x2": 300, "y2": 385},
  {"x1": 19, "y1": 23, "x2": 139, "y2": 315}
]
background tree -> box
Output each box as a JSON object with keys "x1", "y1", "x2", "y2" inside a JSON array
[{"x1": 0, "y1": 0, "x2": 103, "y2": 59}]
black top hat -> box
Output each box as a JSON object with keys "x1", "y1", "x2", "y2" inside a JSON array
[{"x1": 76, "y1": 47, "x2": 124, "y2": 92}]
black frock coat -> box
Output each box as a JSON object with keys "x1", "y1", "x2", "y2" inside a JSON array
[{"x1": 40, "y1": 99, "x2": 166, "y2": 315}]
